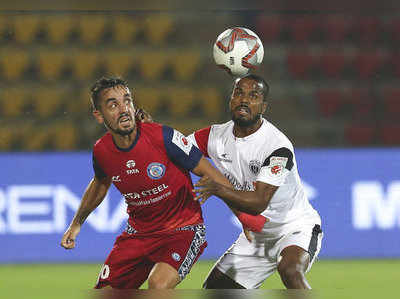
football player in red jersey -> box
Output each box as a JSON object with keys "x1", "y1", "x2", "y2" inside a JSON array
[{"x1": 60, "y1": 77, "x2": 232, "y2": 289}]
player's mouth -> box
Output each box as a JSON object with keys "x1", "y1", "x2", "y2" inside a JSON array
[
  {"x1": 119, "y1": 116, "x2": 132, "y2": 125},
  {"x1": 235, "y1": 105, "x2": 250, "y2": 115}
]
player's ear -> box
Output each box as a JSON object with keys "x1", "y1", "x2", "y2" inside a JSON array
[
  {"x1": 262, "y1": 101, "x2": 268, "y2": 114},
  {"x1": 93, "y1": 109, "x2": 104, "y2": 124}
]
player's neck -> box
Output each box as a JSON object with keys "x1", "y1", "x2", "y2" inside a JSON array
[
  {"x1": 111, "y1": 126, "x2": 138, "y2": 149},
  {"x1": 233, "y1": 119, "x2": 263, "y2": 138}
]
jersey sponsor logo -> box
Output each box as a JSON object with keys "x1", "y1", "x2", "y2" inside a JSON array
[
  {"x1": 126, "y1": 160, "x2": 136, "y2": 168},
  {"x1": 266, "y1": 156, "x2": 288, "y2": 177},
  {"x1": 217, "y1": 153, "x2": 232, "y2": 163},
  {"x1": 123, "y1": 184, "x2": 169, "y2": 201},
  {"x1": 126, "y1": 160, "x2": 139, "y2": 175},
  {"x1": 172, "y1": 130, "x2": 193, "y2": 155},
  {"x1": 172, "y1": 252, "x2": 181, "y2": 261},
  {"x1": 249, "y1": 160, "x2": 261, "y2": 175},
  {"x1": 225, "y1": 173, "x2": 254, "y2": 191},
  {"x1": 111, "y1": 175, "x2": 121, "y2": 182},
  {"x1": 147, "y1": 162, "x2": 166, "y2": 180}
]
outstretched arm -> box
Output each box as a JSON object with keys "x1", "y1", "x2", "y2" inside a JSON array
[
  {"x1": 194, "y1": 176, "x2": 278, "y2": 215},
  {"x1": 60, "y1": 175, "x2": 111, "y2": 249}
]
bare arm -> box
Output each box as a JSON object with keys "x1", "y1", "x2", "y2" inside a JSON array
[
  {"x1": 194, "y1": 176, "x2": 278, "y2": 215},
  {"x1": 191, "y1": 156, "x2": 232, "y2": 188},
  {"x1": 60, "y1": 175, "x2": 112, "y2": 249}
]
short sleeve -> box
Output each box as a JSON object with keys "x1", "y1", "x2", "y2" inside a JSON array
[
  {"x1": 256, "y1": 147, "x2": 294, "y2": 186},
  {"x1": 188, "y1": 127, "x2": 211, "y2": 157},
  {"x1": 162, "y1": 126, "x2": 203, "y2": 171},
  {"x1": 92, "y1": 153, "x2": 108, "y2": 179}
]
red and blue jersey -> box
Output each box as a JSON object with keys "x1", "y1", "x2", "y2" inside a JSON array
[{"x1": 92, "y1": 122, "x2": 204, "y2": 236}]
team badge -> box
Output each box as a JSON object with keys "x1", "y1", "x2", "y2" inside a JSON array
[
  {"x1": 172, "y1": 252, "x2": 181, "y2": 261},
  {"x1": 172, "y1": 129, "x2": 192, "y2": 155},
  {"x1": 267, "y1": 156, "x2": 288, "y2": 177},
  {"x1": 249, "y1": 160, "x2": 261, "y2": 175},
  {"x1": 147, "y1": 162, "x2": 166, "y2": 180}
]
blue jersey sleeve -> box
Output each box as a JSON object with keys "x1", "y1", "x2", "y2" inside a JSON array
[{"x1": 162, "y1": 126, "x2": 203, "y2": 171}]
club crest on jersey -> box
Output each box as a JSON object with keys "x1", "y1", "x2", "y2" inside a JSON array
[
  {"x1": 249, "y1": 160, "x2": 261, "y2": 175},
  {"x1": 126, "y1": 160, "x2": 139, "y2": 174},
  {"x1": 147, "y1": 162, "x2": 166, "y2": 180}
]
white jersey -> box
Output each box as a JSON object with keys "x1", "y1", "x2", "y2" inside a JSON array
[{"x1": 188, "y1": 118, "x2": 321, "y2": 232}]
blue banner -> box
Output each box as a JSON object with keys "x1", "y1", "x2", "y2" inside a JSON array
[{"x1": 1, "y1": 149, "x2": 400, "y2": 263}]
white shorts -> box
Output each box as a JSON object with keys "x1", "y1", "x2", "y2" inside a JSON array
[{"x1": 211, "y1": 223, "x2": 323, "y2": 289}]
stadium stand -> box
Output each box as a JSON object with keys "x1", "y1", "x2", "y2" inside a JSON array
[
  {"x1": 112, "y1": 16, "x2": 141, "y2": 44},
  {"x1": 101, "y1": 49, "x2": 135, "y2": 78},
  {"x1": 255, "y1": 15, "x2": 283, "y2": 42},
  {"x1": 344, "y1": 123, "x2": 376, "y2": 146},
  {"x1": 77, "y1": 15, "x2": 108, "y2": 44},
  {"x1": 144, "y1": 14, "x2": 174, "y2": 45},
  {"x1": 0, "y1": 12, "x2": 398, "y2": 150},
  {"x1": 37, "y1": 49, "x2": 67, "y2": 80},
  {"x1": 138, "y1": 51, "x2": 168, "y2": 80},
  {"x1": 286, "y1": 49, "x2": 315, "y2": 79},
  {"x1": 287, "y1": 16, "x2": 319, "y2": 42},
  {"x1": 322, "y1": 15, "x2": 353, "y2": 42},
  {"x1": 170, "y1": 50, "x2": 201, "y2": 81},
  {"x1": 70, "y1": 50, "x2": 100, "y2": 80},
  {"x1": 315, "y1": 89, "x2": 344, "y2": 118},
  {"x1": 0, "y1": 48, "x2": 29, "y2": 80},
  {"x1": 43, "y1": 15, "x2": 75, "y2": 44},
  {"x1": 0, "y1": 88, "x2": 28, "y2": 118},
  {"x1": 12, "y1": 15, "x2": 41, "y2": 44},
  {"x1": 167, "y1": 87, "x2": 195, "y2": 117},
  {"x1": 32, "y1": 88, "x2": 63, "y2": 118}
]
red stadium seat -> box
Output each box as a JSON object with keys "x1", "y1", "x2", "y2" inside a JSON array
[
  {"x1": 318, "y1": 49, "x2": 347, "y2": 78},
  {"x1": 346, "y1": 88, "x2": 375, "y2": 120},
  {"x1": 379, "y1": 123, "x2": 400, "y2": 145},
  {"x1": 322, "y1": 15, "x2": 353, "y2": 42},
  {"x1": 353, "y1": 50, "x2": 387, "y2": 79},
  {"x1": 255, "y1": 15, "x2": 283, "y2": 42},
  {"x1": 382, "y1": 88, "x2": 400, "y2": 120},
  {"x1": 287, "y1": 16, "x2": 319, "y2": 42},
  {"x1": 389, "y1": 52, "x2": 400, "y2": 78},
  {"x1": 286, "y1": 50, "x2": 315, "y2": 79},
  {"x1": 314, "y1": 89, "x2": 344, "y2": 118},
  {"x1": 354, "y1": 16, "x2": 381, "y2": 43},
  {"x1": 344, "y1": 123, "x2": 375, "y2": 146},
  {"x1": 387, "y1": 18, "x2": 400, "y2": 43}
]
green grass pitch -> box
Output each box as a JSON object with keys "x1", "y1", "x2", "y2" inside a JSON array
[{"x1": 1, "y1": 259, "x2": 399, "y2": 299}]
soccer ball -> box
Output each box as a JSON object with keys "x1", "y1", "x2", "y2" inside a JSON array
[{"x1": 213, "y1": 27, "x2": 264, "y2": 77}]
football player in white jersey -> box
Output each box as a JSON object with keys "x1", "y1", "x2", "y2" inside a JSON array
[{"x1": 189, "y1": 74, "x2": 323, "y2": 289}]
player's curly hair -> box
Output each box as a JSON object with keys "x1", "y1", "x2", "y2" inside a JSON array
[
  {"x1": 233, "y1": 74, "x2": 269, "y2": 102},
  {"x1": 90, "y1": 76, "x2": 129, "y2": 110}
]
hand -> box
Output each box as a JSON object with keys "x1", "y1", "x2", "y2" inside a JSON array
[
  {"x1": 135, "y1": 108, "x2": 153, "y2": 123},
  {"x1": 243, "y1": 226, "x2": 253, "y2": 243},
  {"x1": 60, "y1": 223, "x2": 81, "y2": 249},
  {"x1": 193, "y1": 175, "x2": 220, "y2": 204}
]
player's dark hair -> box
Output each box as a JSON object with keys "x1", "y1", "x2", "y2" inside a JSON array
[
  {"x1": 233, "y1": 74, "x2": 269, "y2": 102},
  {"x1": 90, "y1": 77, "x2": 129, "y2": 110}
]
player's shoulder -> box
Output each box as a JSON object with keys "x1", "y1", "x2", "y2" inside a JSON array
[
  {"x1": 209, "y1": 120, "x2": 234, "y2": 137},
  {"x1": 93, "y1": 132, "x2": 114, "y2": 158},
  {"x1": 94, "y1": 132, "x2": 112, "y2": 150},
  {"x1": 262, "y1": 119, "x2": 294, "y2": 151}
]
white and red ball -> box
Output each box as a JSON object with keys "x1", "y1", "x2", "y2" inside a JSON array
[{"x1": 213, "y1": 27, "x2": 264, "y2": 77}]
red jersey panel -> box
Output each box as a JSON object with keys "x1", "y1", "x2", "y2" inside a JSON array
[{"x1": 93, "y1": 122, "x2": 204, "y2": 236}]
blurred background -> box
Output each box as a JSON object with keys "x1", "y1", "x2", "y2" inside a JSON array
[
  {"x1": 1, "y1": 1, "x2": 400, "y2": 296},
  {"x1": 1, "y1": 6, "x2": 400, "y2": 150}
]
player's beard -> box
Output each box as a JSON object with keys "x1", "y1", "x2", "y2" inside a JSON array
[
  {"x1": 104, "y1": 115, "x2": 135, "y2": 136},
  {"x1": 231, "y1": 112, "x2": 262, "y2": 128}
]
